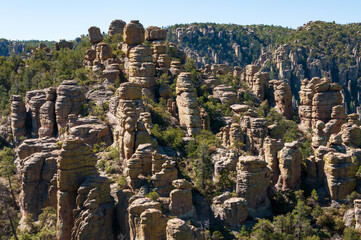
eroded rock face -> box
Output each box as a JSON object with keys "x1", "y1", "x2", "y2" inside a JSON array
[
  {"x1": 114, "y1": 82, "x2": 154, "y2": 161},
  {"x1": 236, "y1": 156, "x2": 270, "y2": 211},
  {"x1": 341, "y1": 122, "x2": 361, "y2": 148},
  {"x1": 55, "y1": 80, "x2": 85, "y2": 131},
  {"x1": 211, "y1": 148, "x2": 238, "y2": 181},
  {"x1": 39, "y1": 87, "x2": 56, "y2": 138},
  {"x1": 176, "y1": 72, "x2": 202, "y2": 136},
  {"x1": 124, "y1": 20, "x2": 145, "y2": 45},
  {"x1": 71, "y1": 176, "x2": 114, "y2": 240},
  {"x1": 88, "y1": 26, "x2": 103, "y2": 44},
  {"x1": 56, "y1": 138, "x2": 98, "y2": 240},
  {"x1": 25, "y1": 90, "x2": 46, "y2": 137},
  {"x1": 151, "y1": 160, "x2": 178, "y2": 196},
  {"x1": 324, "y1": 152, "x2": 357, "y2": 200},
  {"x1": 212, "y1": 193, "x2": 248, "y2": 229},
  {"x1": 263, "y1": 137, "x2": 284, "y2": 186},
  {"x1": 240, "y1": 116, "x2": 267, "y2": 154},
  {"x1": 269, "y1": 79, "x2": 293, "y2": 119},
  {"x1": 169, "y1": 179, "x2": 195, "y2": 218},
  {"x1": 16, "y1": 138, "x2": 59, "y2": 221},
  {"x1": 299, "y1": 77, "x2": 343, "y2": 128},
  {"x1": 128, "y1": 45, "x2": 156, "y2": 98},
  {"x1": 212, "y1": 85, "x2": 237, "y2": 105},
  {"x1": 139, "y1": 208, "x2": 167, "y2": 240},
  {"x1": 128, "y1": 197, "x2": 161, "y2": 240},
  {"x1": 96, "y1": 42, "x2": 113, "y2": 62},
  {"x1": 241, "y1": 65, "x2": 269, "y2": 100},
  {"x1": 11, "y1": 95, "x2": 27, "y2": 143},
  {"x1": 145, "y1": 26, "x2": 167, "y2": 41},
  {"x1": 108, "y1": 19, "x2": 126, "y2": 37},
  {"x1": 166, "y1": 218, "x2": 199, "y2": 240},
  {"x1": 276, "y1": 141, "x2": 302, "y2": 191}
]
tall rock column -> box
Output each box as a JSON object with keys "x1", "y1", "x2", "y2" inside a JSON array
[
  {"x1": 176, "y1": 72, "x2": 201, "y2": 136},
  {"x1": 114, "y1": 82, "x2": 153, "y2": 161},
  {"x1": 55, "y1": 80, "x2": 85, "y2": 133},
  {"x1": 324, "y1": 152, "x2": 357, "y2": 200},
  {"x1": 11, "y1": 95, "x2": 27, "y2": 143},
  {"x1": 56, "y1": 138, "x2": 97, "y2": 240},
  {"x1": 269, "y1": 80, "x2": 293, "y2": 119},
  {"x1": 25, "y1": 90, "x2": 46, "y2": 137},
  {"x1": 236, "y1": 156, "x2": 271, "y2": 211},
  {"x1": 276, "y1": 141, "x2": 302, "y2": 191},
  {"x1": 39, "y1": 87, "x2": 56, "y2": 138},
  {"x1": 128, "y1": 45, "x2": 156, "y2": 98}
]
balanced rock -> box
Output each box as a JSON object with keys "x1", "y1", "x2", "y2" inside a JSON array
[
  {"x1": 176, "y1": 72, "x2": 202, "y2": 136},
  {"x1": 88, "y1": 26, "x2": 103, "y2": 44},
  {"x1": 145, "y1": 26, "x2": 167, "y2": 41},
  {"x1": 124, "y1": 20, "x2": 145, "y2": 45},
  {"x1": 108, "y1": 19, "x2": 126, "y2": 37}
]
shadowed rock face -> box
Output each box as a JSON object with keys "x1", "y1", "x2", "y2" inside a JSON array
[
  {"x1": 11, "y1": 95, "x2": 26, "y2": 143},
  {"x1": 241, "y1": 65, "x2": 269, "y2": 100}
]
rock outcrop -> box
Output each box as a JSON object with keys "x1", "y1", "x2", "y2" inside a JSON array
[
  {"x1": 166, "y1": 218, "x2": 199, "y2": 240},
  {"x1": 263, "y1": 137, "x2": 284, "y2": 186},
  {"x1": 241, "y1": 65, "x2": 269, "y2": 100},
  {"x1": 108, "y1": 19, "x2": 126, "y2": 37},
  {"x1": 299, "y1": 77, "x2": 343, "y2": 128},
  {"x1": 236, "y1": 156, "x2": 270, "y2": 211},
  {"x1": 176, "y1": 72, "x2": 202, "y2": 136},
  {"x1": 212, "y1": 85, "x2": 237, "y2": 105},
  {"x1": 88, "y1": 26, "x2": 103, "y2": 44},
  {"x1": 25, "y1": 90, "x2": 46, "y2": 137},
  {"x1": 39, "y1": 87, "x2": 56, "y2": 138},
  {"x1": 269, "y1": 79, "x2": 293, "y2": 119},
  {"x1": 11, "y1": 95, "x2": 27, "y2": 143},
  {"x1": 145, "y1": 26, "x2": 167, "y2": 41},
  {"x1": 169, "y1": 179, "x2": 195, "y2": 218},
  {"x1": 16, "y1": 138, "x2": 59, "y2": 221},
  {"x1": 324, "y1": 152, "x2": 357, "y2": 200},
  {"x1": 212, "y1": 193, "x2": 248, "y2": 229},
  {"x1": 56, "y1": 138, "x2": 103, "y2": 239},
  {"x1": 113, "y1": 82, "x2": 154, "y2": 161},
  {"x1": 124, "y1": 20, "x2": 145, "y2": 45},
  {"x1": 276, "y1": 141, "x2": 302, "y2": 191},
  {"x1": 128, "y1": 45, "x2": 156, "y2": 98},
  {"x1": 355, "y1": 199, "x2": 361, "y2": 230},
  {"x1": 55, "y1": 80, "x2": 85, "y2": 131}
]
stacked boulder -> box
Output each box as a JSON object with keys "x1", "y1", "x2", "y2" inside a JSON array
[
  {"x1": 212, "y1": 192, "x2": 248, "y2": 229},
  {"x1": 122, "y1": 20, "x2": 145, "y2": 55},
  {"x1": 38, "y1": 87, "x2": 56, "y2": 138},
  {"x1": 169, "y1": 179, "x2": 195, "y2": 219},
  {"x1": 56, "y1": 138, "x2": 114, "y2": 240},
  {"x1": 299, "y1": 77, "x2": 343, "y2": 129},
  {"x1": 323, "y1": 152, "x2": 357, "y2": 200},
  {"x1": 113, "y1": 82, "x2": 154, "y2": 161},
  {"x1": 269, "y1": 79, "x2": 293, "y2": 119},
  {"x1": 55, "y1": 80, "x2": 85, "y2": 132},
  {"x1": 241, "y1": 65, "x2": 269, "y2": 100},
  {"x1": 236, "y1": 156, "x2": 271, "y2": 212},
  {"x1": 108, "y1": 19, "x2": 126, "y2": 37},
  {"x1": 128, "y1": 45, "x2": 156, "y2": 98},
  {"x1": 176, "y1": 72, "x2": 202, "y2": 136},
  {"x1": 25, "y1": 90, "x2": 46, "y2": 137},
  {"x1": 276, "y1": 141, "x2": 302, "y2": 191},
  {"x1": 16, "y1": 138, "x2": 59, "y2": 222}
]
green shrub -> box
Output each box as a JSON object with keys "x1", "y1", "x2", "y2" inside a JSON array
[{"x1": 145, "y1": 189, "x2": 160, "y2": 201}]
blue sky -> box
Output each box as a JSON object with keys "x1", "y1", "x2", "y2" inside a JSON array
[{"x1": 1, "y1": 0, "x2": 360, "y2": 41}]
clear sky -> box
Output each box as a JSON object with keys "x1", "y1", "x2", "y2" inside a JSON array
[{"x1": 1, "y1": 0, "x2": 360, "y2": 41}]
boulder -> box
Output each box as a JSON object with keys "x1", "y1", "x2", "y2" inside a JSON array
[
  {"x1": 108, "y1": 19, "x2": 126, "y2": 37},
  {"x1": 88, "y1": 26, "x2": 103, "y2": 44},
  {"x1": 124, "y1": 20, "x2": 145, "y2": 45},
  {"x1": 145, "y1": 26, "x2": 167, "y2": 41}
]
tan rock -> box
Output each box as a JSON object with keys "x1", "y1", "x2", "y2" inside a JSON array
[
  {"x1": 324, "y1": 152, "x2": 357, "y2": 200},
  {"x1": 169, "y1": 180, "x2": 194, "y2": 218},
  {"x1": 355, "y1": 199, "x2": 361, "y2": 230},
  {"x1": 139, "y1": 208, "x2": 167, "y2": 240},
  {"x1": 108, "y1": 19, "x2": 126, "y2": 37},
  {"x1": 176, "y1": 72, "x2": 202, "y2": 136},
  {"x1": 276, "y1": 141, "x2": 302, "y2": 191},
  {"x1": 166, "y1": 218, "x2": 199, "y2": 240},
  {"x1": 263, "y1": 137, "x2": 284, "y2": 186},
  {"x1": 124, "y1": 20, "x2": 145, "y2": 45},
  {"x1": 88, "y1": 26, "x2": 103, "y2": 44},
  {"x1": 145, "y1": 26, "x2": 167, "y2": 41},
  {"x1": 236, "y1": 156, "x2": 270, "y2": 210},
  {"x1": 11, "y1": 95, "x2": 27, "y2": 143}
]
